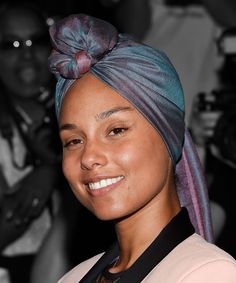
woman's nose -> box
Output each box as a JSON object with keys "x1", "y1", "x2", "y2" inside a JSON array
[{"x1": 80, "y1": 141, "x2": 108, "y2": 170}]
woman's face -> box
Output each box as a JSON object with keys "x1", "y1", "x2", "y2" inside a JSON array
[
  {"x1": 59, "y1": 73, "x2": 174, "y2": 221},
  {"x1": 0, "y1": 7, "x2": 51, "y2": 98}
]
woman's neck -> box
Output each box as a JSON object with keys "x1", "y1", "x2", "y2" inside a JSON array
[{"x1": 112, "y1": 186, "x2": 181, "y2": 272}]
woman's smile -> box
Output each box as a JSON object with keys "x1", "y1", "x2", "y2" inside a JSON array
[
  {"x1": 87, "y1": 175, "x2": 124, "y2": 190},
  {"x1": 85, "y1": 175, "x2": 125, "y2": 197}
]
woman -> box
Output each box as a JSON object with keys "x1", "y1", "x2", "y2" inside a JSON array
[{"x1": 48, "y1": 14, "x2": 236, "y2": 282}]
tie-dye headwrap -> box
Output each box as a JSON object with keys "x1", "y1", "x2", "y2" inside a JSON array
[{"x1": 48, "y1": 14, "x2": 213, "y2": 242}]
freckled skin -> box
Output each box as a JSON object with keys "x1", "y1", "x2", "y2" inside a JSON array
[{"x1": 59, "y1": 73, "x2": 180, "y2": 224}]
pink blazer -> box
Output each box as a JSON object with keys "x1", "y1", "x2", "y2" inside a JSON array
[{"x1": 58, "y1": 234, "x2": 236, "y2": 283}]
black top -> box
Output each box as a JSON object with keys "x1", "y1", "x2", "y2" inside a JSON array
[{"x1": 79, "y1": 208, "x2": 195, "y2": 283}]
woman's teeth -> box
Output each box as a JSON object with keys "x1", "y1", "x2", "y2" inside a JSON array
[{"x1": 88, "y1": 176, "x2": 124, "y2": 190}]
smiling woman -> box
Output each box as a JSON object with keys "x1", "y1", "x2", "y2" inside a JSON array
[
  {"x1": 59, "y1": 74, "x2": 175, "y2": 222},
  {"x1": 48, "y1": 13, "x2": 236, "y2": 283}
]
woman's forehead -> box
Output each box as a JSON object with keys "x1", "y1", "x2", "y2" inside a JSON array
[{"x1": 68, "y1": 73, "x2": 132, "y2": 103}]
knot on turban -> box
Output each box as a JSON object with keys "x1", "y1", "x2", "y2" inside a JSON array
[
  {"x1": 50, "y1": 49, "x2": 93, "y2": 78},
  {"x1": 49, "y1": 13, "x2": 118, "y2": 79}
]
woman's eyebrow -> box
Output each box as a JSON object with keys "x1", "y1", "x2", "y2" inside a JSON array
[
  {"x1": 59, "y1": 123, "x2": 77, "y2": 132},
  {"x1": 95, "y1": 106, "x2": 133, "y2": 121},
  {"x1": 60, "y1": 106, "x2": 133, "y2": 132}
]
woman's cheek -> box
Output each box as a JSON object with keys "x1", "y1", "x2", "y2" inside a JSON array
[
  {"x1": 62, "y1": 155, "x2": 76, "y2": 182},
  {"x1": 114, "y1": 143, "x2": 138, "y2": 168}
]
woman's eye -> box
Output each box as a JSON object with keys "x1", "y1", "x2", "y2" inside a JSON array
[
  {"x1": 63, "y1": 138, "x2": 83, "y2": 149},
  {"x1": 109, "y1": 127, "x2": 128, "y2": 136}
]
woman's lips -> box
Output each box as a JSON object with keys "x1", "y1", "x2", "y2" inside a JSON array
[
  {"x1": 86, "y1": 176, "x2": 124, "y2": 196},
  {"x1": 88, "y1": 176, "x2": 124, "y2": 190}
]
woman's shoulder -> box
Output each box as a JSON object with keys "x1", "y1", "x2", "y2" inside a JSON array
[
  {"x1": 174, "y1": 233, "x2": 236, "y2": 282},
  {"x1": 179, "y1": 233, "x2": 236, "y2": 261},
  {"x1": 144, "y1": 233, "x2": 236, "y2": 282},
  {"x1": 57, "y1": 252, "x2": 104, "y2": 283}
]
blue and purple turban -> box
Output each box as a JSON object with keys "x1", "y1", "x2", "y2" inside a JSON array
[{"x1": 48, "y1": 14, "x2": 213, "y2": 242}]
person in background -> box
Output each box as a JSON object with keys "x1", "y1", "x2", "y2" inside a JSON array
[
  {"x1": 48, "y1": 13, "x2": 236, "y2": 282},
  {"x1": 189, "y1": 26, "x2": 236, "y2": 258},
  {"x1": 0, "y1": 2, "x2": 64, "y2": 282}
]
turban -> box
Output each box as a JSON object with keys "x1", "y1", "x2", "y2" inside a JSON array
[{"x1": 48, "y1": 14, "x2": 213, "y2": 242}]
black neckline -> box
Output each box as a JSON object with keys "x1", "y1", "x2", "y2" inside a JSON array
[{"x1": 79, "y1": 207, "x2": 195, "y2": 283}]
